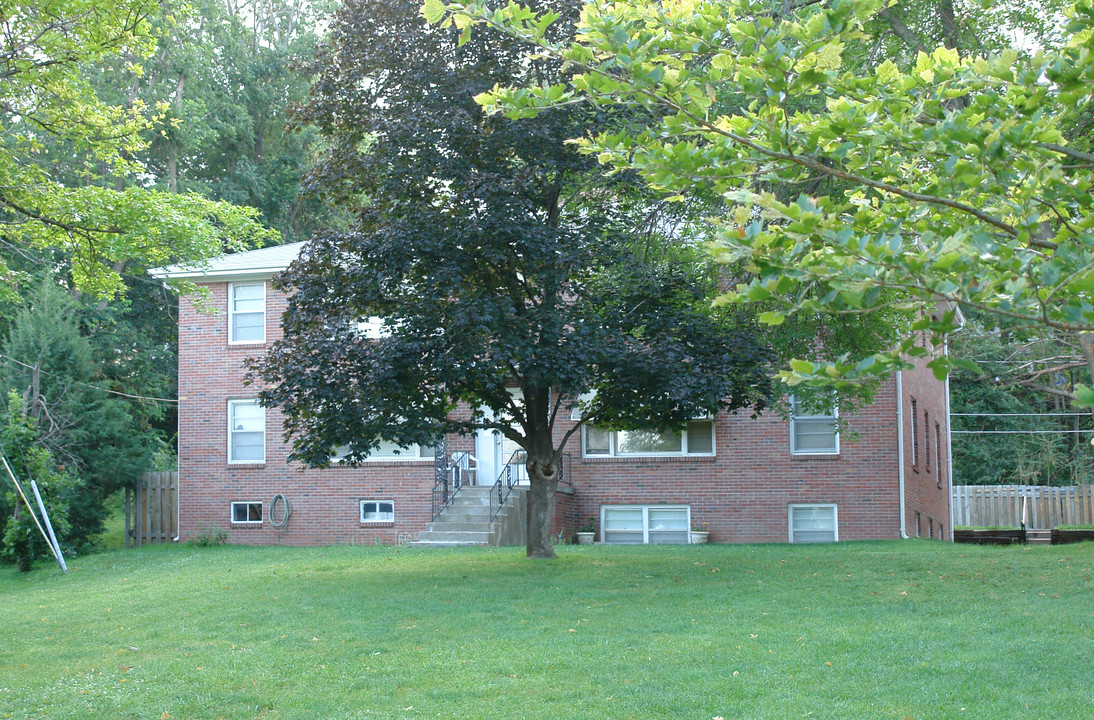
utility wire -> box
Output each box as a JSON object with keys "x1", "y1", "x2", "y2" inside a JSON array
[
  {"x1": 951, "y1": 429, "x2": 1094, "y2": 435},
  {"x1": 951, "y1": 412, "x2": 1093, "y2": 417}
]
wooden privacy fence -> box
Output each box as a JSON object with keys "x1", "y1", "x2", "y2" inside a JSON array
[
  {"x1": 126, "y1": 471, "x2": 178, "y2": 547},
  {"x1": 952, "y1": 485, "x2": 1094, "y2": 529}
]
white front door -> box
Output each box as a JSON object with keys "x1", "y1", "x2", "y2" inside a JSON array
[{"x1": 475, "y1": 429, "x2": 526, "y2": 486}]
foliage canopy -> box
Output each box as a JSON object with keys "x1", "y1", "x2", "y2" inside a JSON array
[
  {"x1": 430, "y1": 0, "x2": 1094, "y2": 402},
  {"x1": 254, "y1": 0, "x2": 775, "y2": 557}
]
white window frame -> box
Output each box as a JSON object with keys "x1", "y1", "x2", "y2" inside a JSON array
[
  {"x1": 360, "y1": 500, "x2": 395, "y2": 524},
  {"x1": 231, "y1": 501, "x2": 263, "y2": 524},
  {"x1": 228, "y1": 399, "x2": 265, "y2": 464},
  {"x1": 354, "y1": 317, "x2": 390, "y2": 339},
  {"x1": 789, "y1": 395, "x2": 839, "y2": 455},
  {"x1": 228, "y1": 281, "x2": 266, "y2": 344},
  {"x1": 582, "y1": 419, "x2": 715, "y2": 458},
  {"x1": 332, "y1": 439, "x2": 434, "y2": 463},
  {"x1": 600, "y1": 505, "x2": 691, "y2": 545},
  {"x1": 788, "y1": 503, "x2": 839, "y2": 543}
]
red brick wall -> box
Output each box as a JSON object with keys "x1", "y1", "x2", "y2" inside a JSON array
[
  {"x1": 900, "y1": 343, "x2": 953, "y2": 541},
  {"x1": 553, "y1": 384, "x2": 902, "y2": 543},
  {"x1": 179, "y1": 279, "x2": 441, "y2": 546},
  {"x1": 177, "y1": 279, "x2": 951, "y2": 545}
]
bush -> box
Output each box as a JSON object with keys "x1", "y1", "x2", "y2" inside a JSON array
[{"x1": 188, "y1": 524, "x2": 228, "y2": 547}]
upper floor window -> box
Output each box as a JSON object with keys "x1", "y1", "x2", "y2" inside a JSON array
[
  {"x1": 789, "y1": 395, "x2": 838, "y2": 455},
  {"x1": 332, "y1": 438, "x2": 434, "y2": 462},
  {"x1": 583, "y1": 420, "x2": 714, "y2": 457},
  {"x1": 935, "y1": 421, "x2": 943, "y2": 488},
  {"x1": 910, "y1": 397, "x2": 919, "y2": 468},
  {"x1": 229, "y1": 282, "x2": 265, "y2": 344},
  {"x1": 229, "y1": 399, "x2": 265, "y2": 463},
  {"x1": 924, "y1": 410, "x2": 932, "y2": 473}
]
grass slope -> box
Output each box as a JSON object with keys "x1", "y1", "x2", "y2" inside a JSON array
[{"x1": 1, "y1": 541, "x2": 1091, "y2": 720}]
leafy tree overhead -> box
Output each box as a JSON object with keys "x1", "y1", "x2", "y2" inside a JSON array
[
  {"x1": 431, "y1": 0, "x2": 1094, "y2": 402},
  {"x1": 0, "y1": 0, "x2": 276, "y2": 298},
  {"x1": 254, "y1": 0, "x2": 775, "y2": 558}
]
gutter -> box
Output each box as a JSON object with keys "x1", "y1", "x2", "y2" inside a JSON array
[
  {"x1": 896, "y1": 370, "x2": 908, "y2": 539},
  {"x1": 943, "y1": 306, "x2": 964, "y2": 542}
]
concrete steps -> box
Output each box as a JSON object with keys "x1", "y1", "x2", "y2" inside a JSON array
[
  {"x1": 410, "y1": 486, "x2": 527, "y2": 548},
  {"x1": 1026, "y1": 529, "x2": 1053, "y2": 546}
]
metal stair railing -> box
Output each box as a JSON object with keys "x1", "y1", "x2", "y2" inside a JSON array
[
  {"x1": 489, "y1": 449, "x2": 526, "y2": 523},
  {"x1": 487, "y1": 451, "x2": 572, "y2": 523},
  {"x1": 432, "y1": 440, "x2": 478, "y2": 521}
]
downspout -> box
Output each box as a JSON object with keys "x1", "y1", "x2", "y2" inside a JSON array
[
  {"x1": 173, "y1": 402, "x2": 181, "y2": 543},
  {"x1": 896, "y1": 370, "x2": 908, "y2": 539},
  {"x1": 945, "y1": 340, "x2": 955, "y2": 541}
]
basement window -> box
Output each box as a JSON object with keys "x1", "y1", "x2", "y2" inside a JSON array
[
  {"x1": 361, "y1": 500, "x2": 395, "y2": 524},
  {"x1": 601, "y1": 505, "x2": 690, "y2": 544},
  {"x1": 231, "y1": 501, "x2": 263, "y2": 525},
  {"x1": 788, "y1": 504, "x2": 838, "y2": 543}
]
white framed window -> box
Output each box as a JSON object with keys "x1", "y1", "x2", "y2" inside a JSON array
[
  {"x1": 789, "y1": 395, "x2": 838, "y2": 455},
  {"x1": 935, "y1": 421, "x2": 943, "y2": 488},
  {"x1": 332, "y1": 439, "x2": 434, "y2": 462},
  {"x1": 354, "y1": 317, "x2": 390, "y2": 339},
  {"x1": 228, "y1": 399, "x2": 265, "y2": 464},
  {"x1": 601, "y1": 505, "x2": 690, "y2": 544},
  {"x1": 788, "y1": 504, "x2": 838, "y2": 543},
  {"x1": 360, "y1": 500, "x2": 395, "y2": 524},
  {"x1": 229, "y1": 282, "x2": 266, "y2": 344},
  {"x1": 924, "y1": 410, "x2": 932, "y2": 473},
  {"x1": 910, "y1": 397, "x2": 919, "y2": 467},
  {"x1": 231, "y1": 501, "x2": 263, "y2": 524},
  {"x1": 583, "y1": 420, "x2": 714, "y2": 457}
]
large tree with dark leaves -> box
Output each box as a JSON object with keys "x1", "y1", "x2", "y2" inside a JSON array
[{"x1": 254, "y1": 0, "x2": 774, "y2": 558}]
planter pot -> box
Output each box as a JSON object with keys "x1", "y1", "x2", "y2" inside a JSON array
[
  {"x1": 689, "y1": 531, "x2": 709, "y2": 545},
  {"x1": 576, "y1": 532, "x2": 595, "y2": 545}
]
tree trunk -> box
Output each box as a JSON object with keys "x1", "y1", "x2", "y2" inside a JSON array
[{"x1": 524, "y1": 453, "x2": 559, "y2": 559}]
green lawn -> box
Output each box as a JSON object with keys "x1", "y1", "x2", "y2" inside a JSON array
[{"x1": 1, "y1": 541, "x2": 1090, "y2": 720}]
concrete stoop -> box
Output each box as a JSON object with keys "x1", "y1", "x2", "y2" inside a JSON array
[{"x1": 409, "y1": 486, "x2": 527, "y2": 548}]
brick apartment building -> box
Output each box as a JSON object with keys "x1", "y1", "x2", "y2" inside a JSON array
[{"x1": 153, "y1": 242, "x2": 952, "y2": 546}]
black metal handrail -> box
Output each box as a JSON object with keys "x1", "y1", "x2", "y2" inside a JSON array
[
  {"x1": 488, "y1": 450, "x2": 572, "y2": 523},
  {"x1": 489, "y1": 449, "x2": 526, "y2": 524},
  {"x1": 431, "y1": 443, "x2": 477, "y2": 521},
  {"x1": 558, "y1": 452, "x2": 571, "y2": 488}
]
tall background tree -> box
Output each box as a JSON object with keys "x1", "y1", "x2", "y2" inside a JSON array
[
  {"x1": 254, "y1": 0, "x2": 776, "y2": 558},
  {"x1": 0, "y1": 0, "x2": 327, "y2": 564}
]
